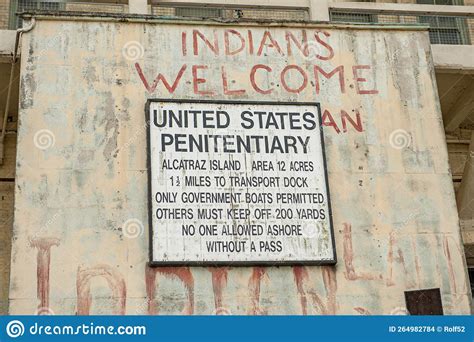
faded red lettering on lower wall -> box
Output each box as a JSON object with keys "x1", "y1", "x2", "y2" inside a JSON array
[
  {"x1": 322, "y1": 266, "x2": 338, "y2": 314},
  {"x1": 443, "y1": 236, "x2": 467, "y2": 294},
  {"x1": 145, "y1": 266, "x2": 194, "y2": 315},
  {"x1": 293, "y1": 266, "x2": 309, "y2": 315},
  {"x1": 27, "y1": 224, "x2": 464, "y2": 314},
  {"x1": 247, "y1": 267, "x2": 267, "y2": 315},
  {"x1": 29, "y1": 237, "x2": 60, "y2": 312},
  {"x1": 293, "y1": 266, "x2": 338, "y2": 315},
  {"x1": 208, "y1": 267, "x2": 229, "y2": 314},
  {"x1": 354, "y1": 307, "x2": 371, "y2": 315},
  {"x1": 76, "y1": 264, "x2": 126, "y2": 315},
  {"x1": 386, "y1": 232, "x2": 415, "y2": 289},
  {"x1": 343, "y1": 223, "x2": 382, "y2": 281}
]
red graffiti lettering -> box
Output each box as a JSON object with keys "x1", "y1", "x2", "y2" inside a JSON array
[
  {"x1": 281, "y1": 65, "x2": 308, "y2": 94},
  {"x1": 30, "y1": 237, "x2": 60, "y2": 312},
  {"x1": 314, "y1": 31, "x2": 334, "y2": 61},
  {"x1": 221, "y1": 67, "x2": 246, "y2": 96},
  {"x1": 76, "y1": 264, "x2": 126, "y2": 315},
  {"x1": 146, "y1": 266, "x2": 194, "y2": 315},
  {"x1": 208, "y1": 267, "x2": 229, "y2": 314},
  {"x1": 257, "y1": 31, "x2": 283, "y2": 56},
  {"x1": 293, "y1": 266, "x2": 338, "y2": 315},
  {"x1": 250, "y1": 64, "x2": 273, "y2": 95},
  {"x1": 341, "y1": 109, "x2": 363, "y2": 133},
  {"x1": 193, "y1": 29, "x2": 219, "y2": 55},
  {"x1": 224, "y1": 29, "x2": 245, "y2": 56},
  {"x1": 343, "y1": 223, "x2": 382, "y2": 281},
  {"x1": 314, "y1": 65, "x2": 345, "y2": 94},
  {"x1": 192, "y1": 65, "x2": 215, "y2": 96},
  {"x1": 135, "y1": 63, "x2": 187, "y2": 94},
  {"x1": 352, "y1": 65, "x2": 379, "y2": 95},
  {"x1": 247, "y1": 267, "x2": 267, "y2": 315},
  {"x1": 285, "y1": 30, "x2": 308, "y2": 57},
  {"x1": 322, "y1": 109, "x2": 341, "y2": 134}
]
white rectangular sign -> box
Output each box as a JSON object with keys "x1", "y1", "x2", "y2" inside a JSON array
[{"x1": 147, "y1": 100, "x2": 335, "y2": 265}]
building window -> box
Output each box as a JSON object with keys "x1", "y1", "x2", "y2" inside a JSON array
[
  {"x1": 417, "y1": 0, "x2": 460, "y2": 4},
  {"x1": 175, "y1": 7, "x2": 223, "y2": 19},
  {"x1": 10, "y1": 0, "x2": 63, "y2": 28},
  {"x1": 330, "y1": 12, "x2": 376, "y2": 24},
  {"x1": 416, "y1": 0, "x2": 470, "y2": 44}
]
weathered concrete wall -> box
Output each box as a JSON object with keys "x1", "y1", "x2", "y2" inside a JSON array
[{"x1": 8, "y1": 16, "x2": 471, "y2": 315}]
